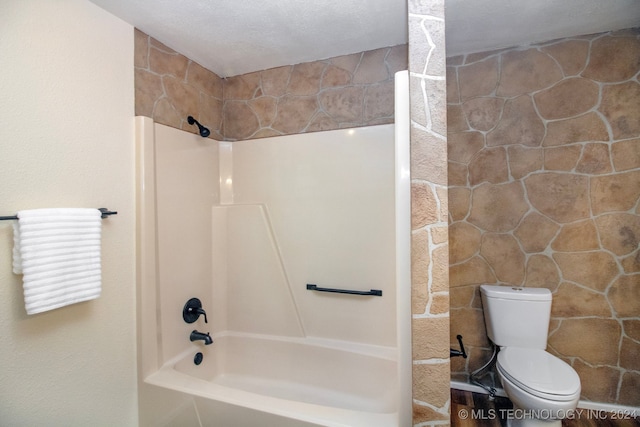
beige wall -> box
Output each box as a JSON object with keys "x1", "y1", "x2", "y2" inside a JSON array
[
  {"x1": 0, "y1": 0, "x2": 137, "y2": 425},
  {"x1": 448, "y1": 28, "x2": 640, "y2": 406}
]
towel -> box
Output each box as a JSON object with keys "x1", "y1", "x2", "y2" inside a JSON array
[{"x1": 12, "y1": 208, "x2": 102, "y2": 315}]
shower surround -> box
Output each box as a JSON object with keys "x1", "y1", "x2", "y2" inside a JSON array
[
  {"x1": 448, "y1": 28, "x2": 640, "y2": 406},
  {"x1": 135, "y1": 99, "x2": 412, "y2": 425}
]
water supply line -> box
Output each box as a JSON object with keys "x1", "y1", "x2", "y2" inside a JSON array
[
  {"x1": 450, "y1": 334, "x2": 467, "y2": 358},
  {"x1": 470, "y1": 341, "x2": 498, "y2": 400}
]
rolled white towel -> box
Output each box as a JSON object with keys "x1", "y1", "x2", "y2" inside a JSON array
[{"x1": 12, "y1": 208, "x2": 102, "y2": 315}]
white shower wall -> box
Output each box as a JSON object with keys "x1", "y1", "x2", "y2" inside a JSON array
[
  {"x1": 147, "y1": 121, "x2": 397, "y2": 367},
  {"x1": 213, "y1": 126, "x2": 396, "y2": 346},
  {"x1": 152, "y1": 123, "x2": 221, "y2": 363}
]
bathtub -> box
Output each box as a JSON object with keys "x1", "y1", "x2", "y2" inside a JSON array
[{"x1": 145, "y1": 333, "x2": 399, "y2": 427}]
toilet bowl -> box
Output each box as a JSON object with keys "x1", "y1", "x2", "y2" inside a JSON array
[
  {"x1": 480, "y1": 285, "x2": 582, "y2": 427},
  {"x1": 496, "y1": 347, "x2": 580, "y2": 426}
]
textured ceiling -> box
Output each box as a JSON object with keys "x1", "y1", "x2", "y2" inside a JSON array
[
  {"x1": 89, "y1": 0, "x2": 640, "y2": 77},
  {"x1": 445, "y1": 0, "x2": 640, "y2": 57}
]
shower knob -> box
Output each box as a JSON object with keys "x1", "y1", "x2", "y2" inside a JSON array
[{"x1": 183, "y1": 297, "x2": 208, "y2": 324}]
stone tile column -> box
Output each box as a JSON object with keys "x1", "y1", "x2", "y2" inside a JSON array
[{"x1": 408, "y1": 0, "x2": 450, "y2": 424}]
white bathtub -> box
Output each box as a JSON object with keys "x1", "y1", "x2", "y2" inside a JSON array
[{"x1": 145, "y1": 333, "x2": 399, "y2": 427}]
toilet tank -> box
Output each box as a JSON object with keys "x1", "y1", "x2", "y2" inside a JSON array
[{"x1": 480, "y1": 285, "x2": 552, "y2": 349}]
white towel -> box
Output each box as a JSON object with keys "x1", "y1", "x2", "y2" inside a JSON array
[{"x1": 12, "y1": 208, "x2": 102, "y2": 315}]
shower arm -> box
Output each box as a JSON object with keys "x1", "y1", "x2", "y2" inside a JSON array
[{"x1": 187, "y1": 115, "x2": 211, "y2": 138}]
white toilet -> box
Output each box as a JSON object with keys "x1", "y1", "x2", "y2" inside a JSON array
[{"x1": 480, "y1": 285, "x2": 581, "y2": 427}]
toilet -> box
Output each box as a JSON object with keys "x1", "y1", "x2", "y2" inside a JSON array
[{"x1": 480, "y1": 285, "x2": 581, "y2": 427}]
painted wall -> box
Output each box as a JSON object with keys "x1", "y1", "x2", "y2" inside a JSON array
[
  {"x1": 0, "y1": 1, "x2": 137, "y2": 425},
  {"x1": 448, "y1": 28, "x2": 640, "y2": 406}
]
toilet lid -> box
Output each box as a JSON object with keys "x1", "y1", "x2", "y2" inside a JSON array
[{"x1": 497, "y1": 347, "x2": 580, "y2": 401}]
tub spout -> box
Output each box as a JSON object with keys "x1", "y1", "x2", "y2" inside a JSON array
[{"x1": 190, "y1": 330, "x2": 213, "y2": 345}]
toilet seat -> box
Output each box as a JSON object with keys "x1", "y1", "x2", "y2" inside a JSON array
[{"x1": 497, "y1": 347, "x2": 580, "y2": 402}]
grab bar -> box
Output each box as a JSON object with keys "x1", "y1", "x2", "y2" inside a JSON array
[{"x1": 306, "y1": 283, "x2": 382, "y2": 296}]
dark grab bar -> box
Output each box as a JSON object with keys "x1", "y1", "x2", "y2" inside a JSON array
[{"x1": 306, "y1": 284, "x2": 382, "y2": 297}]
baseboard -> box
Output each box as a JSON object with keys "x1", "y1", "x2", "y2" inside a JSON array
[{"x1": 451, "y1": 380, "x2": 640, "y2": 414}]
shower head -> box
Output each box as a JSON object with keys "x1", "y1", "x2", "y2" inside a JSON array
[{"x1": 187, "y1": 116, "x2": 211, "y2": 138}]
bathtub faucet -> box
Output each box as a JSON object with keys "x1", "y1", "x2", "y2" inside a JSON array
[{"x1": 190, "y1": 330, "x2": 213, "y2": 345}]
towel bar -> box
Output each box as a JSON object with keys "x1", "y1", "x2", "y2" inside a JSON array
[
  {"x1": 306, "y1": 283, "x2": 382, "y2": 296},
  {"x1": 0, "y1": 208, "x2": 117, "y2": 221}
]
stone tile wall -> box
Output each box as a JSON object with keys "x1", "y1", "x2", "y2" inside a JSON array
[
  {"x1": 223, "y1": 45, "x2": 406, "y2": 140},
  {"x1": 134, "y1": 29, "x2": 224, "y2": 139},
  {"x1": 448, "y1": 28, "x2": 640, "y2": 406},
  {"x1": 135, "y1": 29, "x2": 405, "y2": 140},
  {"x1": 408, "y1": 0, "x2": 450, "y2": 425}
]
